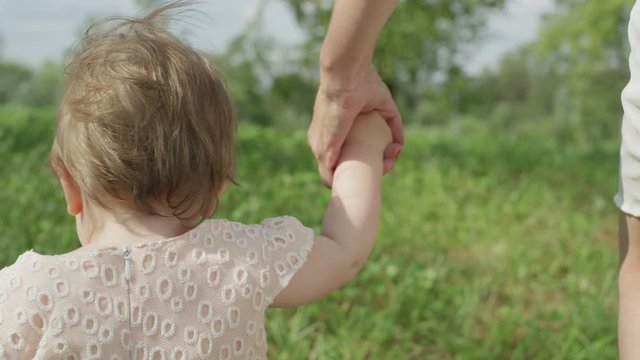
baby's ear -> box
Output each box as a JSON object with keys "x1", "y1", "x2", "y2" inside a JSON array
[{"x1": 58, "y1": 165, "x2": 83, "y2": 216}]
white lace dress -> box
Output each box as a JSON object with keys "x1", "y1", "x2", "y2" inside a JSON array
[
  {"x1": 0, "y1": 216, "x2": 314, "y2": 360},
  {"x1": 618, "y1": 1, "x2": 640, "y2": 215}
]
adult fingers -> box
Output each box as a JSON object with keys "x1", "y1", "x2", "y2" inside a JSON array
[
  {"x1": 318, "y1": 162, "x2": 334, "y2": 188},
  {"x1": 382, "y1": 143, "x2": 402, "y2": 175},
  {"x1": 386, "y1": 112, "x2": 404, "y2": 149},
  {"x1": 376, "y1": 86, "x2": 404, "y2": 148},
  {"x1": 383, "y1": 158, "x2": 395, "y2": 175},
  {"x1": 383, "y1": 143, "x2": 402, "y2": 161},
  {"x1": 308, "y1": 90, "x2": 357, "y2": 177},
  {"x1": 369, "y1": 71, "x2": 404, "y2": 148}
]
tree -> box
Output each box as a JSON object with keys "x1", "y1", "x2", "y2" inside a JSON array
[
  {"x1": 458, "y1": 0, "x2": 631, "y2": 141},
  {"x1": 284, "y1": 0, "x2": 506, "y2": 114},
  {"x1": 0, "y1": 60, "x2": 63, "y2": 107},
  {"x1": 216, "y1": 5, "x2": 317, "y2": 126},
  {"x1": 0, "y1": 62, "x2": 32, "y2": 104},
  {"x1": 533, "y1": 0, "x2": 632, "y2": 142},
  {"x1": 460, "y1": 46, "x2": 562, "y2": 131},
  {"x1": 537, "y1": 0, "x2": 630, "y2": 75},
  {"x1": 21, "y1": 61, "x2": 64, "y2": 107}
]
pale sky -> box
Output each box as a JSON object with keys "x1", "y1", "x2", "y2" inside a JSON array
[{"x1": 0, "y1": 0, "x2": 555, "y2": 73}]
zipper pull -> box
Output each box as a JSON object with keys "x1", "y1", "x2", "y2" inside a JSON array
[{"x1": 123, "y1": 246, "x2": 132, "y2": 281}]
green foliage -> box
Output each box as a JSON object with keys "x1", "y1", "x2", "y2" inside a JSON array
[
  {"x1": 0, "y1": 106, "x2": 74, "y2": 260},
  {"x1": 0, "y1": 62, "x2": 32, "y2": 103},
  {"x1": 285, "y1": 0, "x2": 506, "y2": 111},
  {"x1": 472, "y1": 0, "x2": 632, "y2": 143},
  {"x1": 0, "y1": 106, "x2": 618, "y2": 358},
  {"x1": 0, "y1": 3, "x2": 625, "y2": 355},
  {"x1": 215, "y1": 17, "x2": 278, "y2": 126},
  {"x1": 22, "y1": 61, "x2": 65, "y2": 107},
  {"x1": 537, "y1": 0, "x2": 630, "y2": 72},
  {"x1": 0, "y1": 61, "x2": 64, "y2": 108},
  {"x1": 215, "y1": 10, "x2": 317, "y2": 126},
  {"x1": 2, "y1": 1, "x2": 631, "y2": 134},
  {"x1": 460, "y1": 47, "x2": 563, "y2": 131},
  {"x1": 536, "y1": 0, "x2": 631, "y2": 142}
]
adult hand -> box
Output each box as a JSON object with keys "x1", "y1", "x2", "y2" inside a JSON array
[{"x1": 308, "y1": 67, "x2": 404, "y2": 187}]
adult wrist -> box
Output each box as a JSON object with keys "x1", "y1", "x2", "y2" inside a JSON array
[{"x1": 319, "y1": 46, "x2": 370, "y2": 92}]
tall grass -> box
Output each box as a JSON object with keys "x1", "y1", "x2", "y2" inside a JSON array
[{"x1": 0, "y1": 106, "x2": 619, "y2": 359}]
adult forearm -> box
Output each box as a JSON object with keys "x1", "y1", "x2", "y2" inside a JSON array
[
  {"x1": 619, "y1": 214, "x2": 640, "y2": 359},
  {"x1": 619, "y1": 269, "x2": 640, "y2": 359},
  {"x1": 320, "y1": 0, "x2": 399, "y2": 86}
]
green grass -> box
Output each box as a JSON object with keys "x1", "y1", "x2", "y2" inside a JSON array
[{"x1": 0, "y1": 105, "x2": 619, "y2": 359}]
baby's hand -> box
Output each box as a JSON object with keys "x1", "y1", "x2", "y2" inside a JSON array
[{"x1": 343, "y1": 111, "x2": 393, "y2": 155}]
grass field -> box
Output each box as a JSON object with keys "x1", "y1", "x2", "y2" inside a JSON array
[{"x1": 0, "y1": 105, "x2": 620, "y2": 359}]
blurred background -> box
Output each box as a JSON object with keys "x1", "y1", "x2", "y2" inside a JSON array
[{"x1": 0, "y1": 0, "x2": 628, "y2": 358}]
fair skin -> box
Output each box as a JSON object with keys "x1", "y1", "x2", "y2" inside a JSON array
[
  {"x1": 58, "y1": 167, "x2": 220, "y2": 250},
  {"x1": 618, "y1": 213, "x2": 640, "y2": 359},
  {"x1": 274, "y1": 112, "x2": 391, "y2": 306},
  {"x1": 60, "y1": 112, "x2": 391, "y2": 307},
  {"x1": 309, "y1": 0, "x2": 403, "y2": 186}
]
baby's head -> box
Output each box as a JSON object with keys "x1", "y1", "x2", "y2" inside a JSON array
[{"x1": 49, "y1": 3, "x2": 234, "y2": 228}]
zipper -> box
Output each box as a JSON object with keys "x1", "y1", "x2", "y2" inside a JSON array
[
  {"x1": 123, "y1": 246, "x2": 132, "y2": 285},
  {"x1": 122, "y1": 246, "x2": 133, "y2": 360}
]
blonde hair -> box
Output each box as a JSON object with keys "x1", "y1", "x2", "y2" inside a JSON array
[{"x1": 49, "y1": 1, "x2": 235, "y2": 222}]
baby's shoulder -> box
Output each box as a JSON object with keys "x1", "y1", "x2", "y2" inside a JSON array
[
  {"x1": 0, "y1": 250, "x2": 68, "y2": 303},
  {"x1": 0, "y1": 251, "x2": 69, "y2": 355},
  {"x1": 198, "y1": 216, "x2": 314, "y2": 254},
  {"x1": 1, "y1": 250, "x2": 49, "y2": 287},
  {"x1": 197, "y1": 216, "x2": 315, "y2": 305},
  {"x1": 202, "y1": 215, "x2": 311, "y2": 238}
]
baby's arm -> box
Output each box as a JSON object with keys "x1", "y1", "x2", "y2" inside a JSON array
[{"x1": 272, "y1": 112, "x2": 391, "y2": 307}]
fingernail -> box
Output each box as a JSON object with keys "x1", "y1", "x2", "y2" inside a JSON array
[{"x1": 394, "y1": 147, "x2": 402, "y2": 158}]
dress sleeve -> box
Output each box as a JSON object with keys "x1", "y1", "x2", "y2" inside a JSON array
[
  {"x1": 255, "y1": 216, "x2": 315, "y2": 305},
  {"x1": 0, "y1": 254, "x2": 45, "y2": 359},
  {"x1": 618, "y1": 1, "x2": 640, "y2": 216}
]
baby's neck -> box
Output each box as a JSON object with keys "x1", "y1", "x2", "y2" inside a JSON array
[{"x1": 78, "y1": 207, "x2": 194, "y2": 250}]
